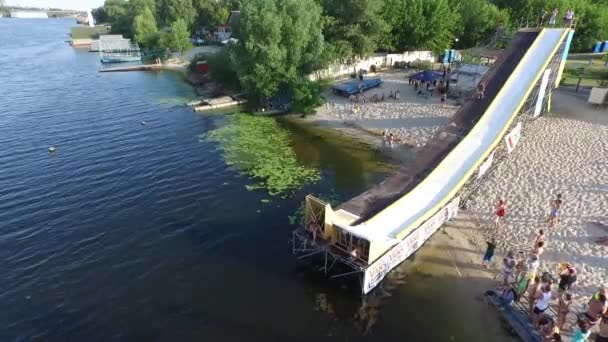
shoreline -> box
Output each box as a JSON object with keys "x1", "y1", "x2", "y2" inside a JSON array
[
  {"x1": 185, "y1": 65, "x2": 607, "y2": 338},
  {"x1": 294, "y1": 82, "x2": 608, "y2": 339}
]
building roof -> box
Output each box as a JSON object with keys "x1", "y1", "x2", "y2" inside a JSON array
[
  {"x1": 70, "y1": 26, "x2": 110, "y2": 40},
  {"x1": 99, "y1": 35, "x2": 137, "y2": 51}
]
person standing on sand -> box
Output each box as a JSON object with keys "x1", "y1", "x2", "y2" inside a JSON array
[
  {"x1": 586, "y1": 293, "x2": 608, "y2": 325},
  {"x1": 494, "y1": 198, "x2": 507, "y2": 231},
  {"x1": 482, "y1": 237, "x2": 497, "y2": 268},
  {"x1": 558, "y1": 264, "x2": 577, "y2": 292},
  {"x1": 548, "y1": 193, "x2": 563, "y2": 228},
  {"x1": 597, "y1": 313, "x2": 608, "y2": 342},
  {"x1": 572, "y1": 320, "x2": 591, "y2": 342},
  {"x1": 533, "y1": 285, "x2": 553, "y2": 326},
  {"x1": 514, "y1": 260, "x2": 530, "y2": 299},
  {"x1": 531, "y1": 241, "x2": 546, "y2": 259},
  {"x1": 388, "y1": 133, "x2": 395, "y2": 148},
  {"x1": 502, "y1": 251, "x2": 516, "y2": 286},
  {"x1": 529, "y1": 275, "x2": 543, "y2": 312},
  {"x1": 535, "y1": 229, "x2": 547, "y2": 246},
  {"x1": 557, "y1": 292, "x2": 572, "y2": 331}
]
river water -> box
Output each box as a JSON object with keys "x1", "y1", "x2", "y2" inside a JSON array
[{"x1": 0, "y1": 19, "x2": 507, "y2": 341}]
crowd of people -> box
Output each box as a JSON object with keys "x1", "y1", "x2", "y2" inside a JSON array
[
  {"x1": 484, "y1": 194, "x2": 608, "y2": 341},
  {"x1": 408, "y1": 73, "x2": 449, "y2": 106}
]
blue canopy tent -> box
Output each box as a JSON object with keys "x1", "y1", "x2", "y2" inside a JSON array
[{"x1": 411, "y1": 70, "x2": 444, "y2": 82}]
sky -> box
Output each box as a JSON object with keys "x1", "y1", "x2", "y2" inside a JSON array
[{"x1": 6, "y1": 0, "x2": 104, "y2": 11}]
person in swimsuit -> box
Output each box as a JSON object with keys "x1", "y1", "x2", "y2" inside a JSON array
[
  {"x1": 548, "y1": 193, "x2": 563, "y2": 228},
  {"x1": 597, "y1": 313, "x2": 608, "y2": 342},
  {"x1": 535, "y1": 229, "x2": 546, "y2": 246},
  {"x1": 557, "y1": 292, "x2": 572, "y2": 331},
  {"x1": 531, "y1": 241, "x2": 545, "y2": 259},
  {"x1": 528, "y1": 275, "x2": 543, "y2": 312},
  {"x1": 586, "y1": 293, "x2": 608, "y2": 325},
  {"x1": 494, "y1": 198, "x2": 507, "y2": 231}
]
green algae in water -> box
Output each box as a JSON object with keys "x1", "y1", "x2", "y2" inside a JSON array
[{"x1": 206, "y1": 114, "x2": 320, "y2": 197}]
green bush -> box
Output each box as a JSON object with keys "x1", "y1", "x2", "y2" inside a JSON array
[
  {"x1": 190, "y1": 49, "x2": 241, "y2": 90},
  {"x1": 409, "y1": 59, "x2": 433, "y2": 70},
  {"x1": 292, "y1": 79, "x2": 324, "y2": 115}
]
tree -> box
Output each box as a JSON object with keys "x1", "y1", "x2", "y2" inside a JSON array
[
  {"x1": 492, "y1": 0, "x2": 542, "y2": 27},
  {"x1": 193, "y1": 0, "x2": 231, "y2": 30},
  {"x1": 133, "y1": 6, "x2": 158, "y2": 46},
  {"x1": 321, "y1": 0, "x2": 388, "y2": 63},
  {"x1": 0, "y1": 0, "x2": 7, "y2": 16},
  {"x1": 130, "y1": 0, "x2": 156, "y2": 14},
  {"x1": 231, "y1": 0, "x2": 324, "y2": 106},
  {"x1": 157, "y1": 0, "x2": 196, "y2": 27},
  {"x1": 92, "y1": 6, "x2": 109, "y2": 24},
  {"x1": 384, "y1": 0, "x2": 459, "y2": 53},
  {"x1": 160, "y1": 19, "x2": 192, "y2": 55},
  {"x1": 451, "y1": 0, "x2": 509, "y2": 49}
]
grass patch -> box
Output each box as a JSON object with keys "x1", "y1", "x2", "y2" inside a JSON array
[{"x1": 563, "y1": 58, "x2": 608, "y2": 87}]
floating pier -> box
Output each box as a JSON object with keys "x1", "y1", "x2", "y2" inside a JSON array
[{"x1": 99, "y1": 64, "x2": 162, "y2": 73}]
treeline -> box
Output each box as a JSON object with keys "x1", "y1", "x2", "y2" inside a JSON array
[
  {"x1": 95, "y1": 0, "x2": 608, "y2": 111},
  {"x1": 92, "y1": 0, "x2": 242, "y2": 53}
]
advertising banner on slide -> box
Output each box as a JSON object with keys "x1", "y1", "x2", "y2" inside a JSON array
[
  {"x1": 534, "y1": 69, "x2": 552, "y2": 118},
  {"x1": 504, "y1": 122, "x2": 522, "y2": 154},
  {"x1": 477, "y1": 151, "x2": 495, "y2": 179},
  {"x1": 362, "y1": 197, "x2": 460, "y2": 294}
]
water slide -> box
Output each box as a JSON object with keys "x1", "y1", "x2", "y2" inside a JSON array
[{"x1": 333, "y1": 29, "x2": 571, "y2": 245}]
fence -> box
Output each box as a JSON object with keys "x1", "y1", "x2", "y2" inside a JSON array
[{"x1": 308, "y1": 51, "x2": 436, "y2": 81}]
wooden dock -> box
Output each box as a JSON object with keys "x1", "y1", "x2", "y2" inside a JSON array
[{"x1": 98, "y1": 64, "x2": 162, "y2": 73}]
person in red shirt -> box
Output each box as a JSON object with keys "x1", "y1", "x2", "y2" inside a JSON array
[{"x1": 494, "y1": 198, "x2": 507, "y2": 231}]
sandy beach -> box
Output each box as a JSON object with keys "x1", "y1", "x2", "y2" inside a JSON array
[
  {"x1": 309, "y1": 78, "x2": 607, "y2": 338},
  {"x1": 311, "y1": 70, "x2": 460, "y2": 148},
  {"x1": 463, "y1": 88, "x2": 608, "y2": 310}
]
